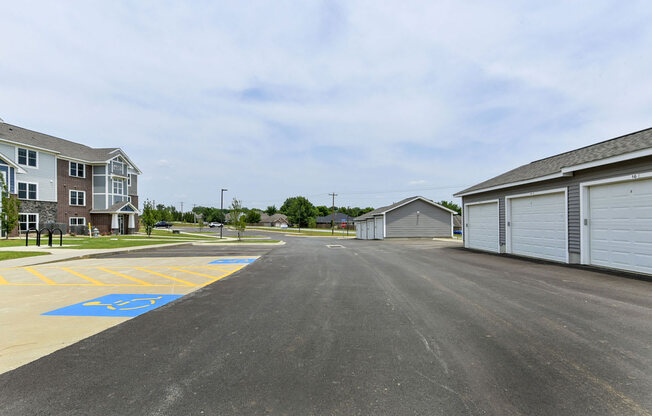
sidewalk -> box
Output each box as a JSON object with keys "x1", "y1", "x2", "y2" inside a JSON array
[{"x1": 0, "y1": 241, "x2": 192, "y2": 268}]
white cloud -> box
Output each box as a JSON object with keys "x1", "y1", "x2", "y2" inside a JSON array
[{"x1": 1, "y1": 1, "x2": 652, "y2": 208}]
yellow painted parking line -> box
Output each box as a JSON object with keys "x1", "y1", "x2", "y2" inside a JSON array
[
  {"x1": 0, "y1": 273, "x2": 8, "y2": 285},
  {"x1": 168, "y1": 267, "x2": 220, "y2": 280},
  {"x1": 24, "y1": 267, "x2": 56, "y2": 285},
  {"x1": 135, "y1": 267, "x2": 196, "y2": 286},
  {"x1": 98, "y1": 267, "x2": 153, "y2": 286},
  {"x1": 61, "y1": 268, "x2": 105, "y2": 285}
]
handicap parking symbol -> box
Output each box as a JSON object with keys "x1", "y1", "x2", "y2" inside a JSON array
[
  {"x1": 42, "y1": 294, "x2": 183, "y2": 317},
  {"x1": 209, "y1": 258, "x2": 257, "y2": 264}
]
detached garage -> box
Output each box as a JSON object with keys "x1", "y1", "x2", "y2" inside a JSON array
[
  {"x1": 455, "y1": 127, "x2": 652, "y2": 276},
  {"x1": 354, "y1": 196, "x2": 456, "y2": 240}
]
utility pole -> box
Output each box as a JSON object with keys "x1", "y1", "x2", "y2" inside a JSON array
[
  {"x1": 220, "y1": 188, "x2": 228, "y2": 239},
  {"x1": 329, "y1": 192, "x2": 337, "y2": 235},
  {"x1": 180, "y1": 202, "x2": 184, "y2": 216}
]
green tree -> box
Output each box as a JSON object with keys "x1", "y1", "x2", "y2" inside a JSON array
[
  {"x1": 315, "y1": 205, "x2": 330, "y2": 217},
  {"x1": 282, "y1": 196, "x2": 317, "y2": 228},
  {"x1": 0, "y1": 175, "x2": 19, "y2": 239},
  {"x1": 230, "y1": 198, "x2": 246, "y2": 240},
  {"x1": 265, "y1": 205, "x2": 277, "y2": 216},
  {"x1": 438, "y1": 200, "x2": 461, "y2": 214},
  {"x1": 245, "y1": 210, "x2": 261, "y2": 224},
  {"x1": 141, "y1": 199, "x2": 158, "y2": 237}
]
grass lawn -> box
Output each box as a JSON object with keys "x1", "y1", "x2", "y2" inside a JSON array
[
  {"x1": 207, "y1": 240, "x2": 281, "y2": 244},
  {"x1": 0, "y1": 235, "x2": 196, "y2": 250},
  {"x1": 0, "y1": 251, "x2": 50, "y2": 260},
  {"x1": 248, "y1": 227, "x2": 353, "y2": 236}
]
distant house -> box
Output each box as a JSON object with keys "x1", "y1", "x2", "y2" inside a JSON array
[
  {"x1": 354, "y1": 196, "x2": 455, "y2": 240},
  {"x1": 453, "y1": 215, "x2": 462, "y2": 233},
  {"x1": 259, "y1": 213, "x2": 289, "y2": 227},
  {"x1": 315, "y1": 213, "x2": 354, "y2": 228}
]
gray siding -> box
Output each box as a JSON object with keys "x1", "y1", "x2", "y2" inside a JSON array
[
  {"x1": 462, "y1": 155, "x2": 652, "y2": 260},
  {"x1": 385, "y1": 199, "x2": 451, "y2": 238},
  {"x1": 567, "y1": 184, "x2": 580, "y2": 253},
  {"x1": 499, "y1": 196, "x2": 505, "y2": 246},
  {"x1": 128, "y1": 174, "x2": 137, "y2": 195}
]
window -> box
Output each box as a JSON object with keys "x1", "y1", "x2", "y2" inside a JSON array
[
  {"x1": 17, "y1": 182, "x2": 37, "y2": 200},
  {"x1": 19, "y1": 213, "x2": 39, "y2": 232},
  {"x1": 112, "y1": 160, "x2": 125, "y2": 175},
  {"x1": 113, "y1": 179, "x2": 124, "y2": 195},
  {"x1": 69, "y1": 162, "x2": 85, "y2": 178},
  {"x1": 70, "y1": 190, "x2": 85, "y2": 206},
  {"x1": 17, "y1": 148, "x2": 37, "y2": 167},
  {"x1": 127, "y1": 174, "x2": 131, "y2": 187},
  {"x1": 69, "y1": 217, "x2": 86, "y2": 226}
]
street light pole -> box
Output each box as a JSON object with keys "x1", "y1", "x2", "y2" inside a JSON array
[{"x1": 220, "y1": 188, "x2": 228, "y2": 239}]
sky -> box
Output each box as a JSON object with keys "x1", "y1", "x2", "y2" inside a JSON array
[{"x1": 1, "y1": 1, "x2": 652, "y2": 211}]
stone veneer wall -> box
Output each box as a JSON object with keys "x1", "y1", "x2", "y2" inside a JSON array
[{"x1": 19, "y1": 200, "x2": 57, "y2": 227}]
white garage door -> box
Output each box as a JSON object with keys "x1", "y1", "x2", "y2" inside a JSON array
[
  {"x1": 588, "y1": 178, "x2": 652, "y2": 275},
  {"x1": 508, "y1": 192, "x2": 567, "y2": 262},
  {"x1": 374, "y1": 216, "x2": 383, "y2": 239},
  {"x1": 465, "y1": 202, "x2": 499, "y2": 252},
  {"x1": 367, "y1": 219, "x2": 375, "y2": 240}
]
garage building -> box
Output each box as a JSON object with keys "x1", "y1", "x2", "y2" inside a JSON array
[
  {"x1": 454, "y1": 127, "x2": 652, "y2": 275},
  {"x1": 354, "y1": 196, "x2": 455, "y2": 240}
]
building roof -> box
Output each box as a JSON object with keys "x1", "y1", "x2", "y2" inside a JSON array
[
  {"x1": 0, "y1": 122, "x2": 141, "y2": 172},
  {"x1": 354, "y1": 196, "x2": 456, "y2": 221},
  {"x1": 90, "y1": 201, "x2": 140, "y2": 214},
  {"x1": 315, "y1": 213, "x2": 353, "y2": 223},
  {"x1": 259, "y1": 213, "x2": 288, "y2": 223},
  {"x1": 455, "y1": 127, "x2": 652, "y2": 196}
]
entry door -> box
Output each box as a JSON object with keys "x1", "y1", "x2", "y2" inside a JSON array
[
  {"x1": 507, "y1": 192, "x2": 567, "y2": 262},
  {"x1": 118, "y1": 215, "x2": 125, "y2": 235},
  {"x1": 587, "y1": 178, "x2": 652, "y2": 275},
  {"x1": 465, "y1": 202, "x2": 499, "y2": 252}
]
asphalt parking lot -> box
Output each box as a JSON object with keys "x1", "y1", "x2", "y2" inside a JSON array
[{"x1": 0, "y1": 234, "x2": 651, "y2": 415}]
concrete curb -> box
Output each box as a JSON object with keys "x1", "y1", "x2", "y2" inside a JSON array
[
  {"x1": 192, "y1": 241, "x2": 286, "y2": 246},
  {"x1": 0, "y1": 242, "x2": 193, "y2": 267}
]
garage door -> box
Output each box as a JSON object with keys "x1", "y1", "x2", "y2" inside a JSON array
[
  {"x1": 367, "y1": 219, "x2": 375, "y2": 240},
  {"x1": 465, "y1": 202, "x2": 499, "y2": 252},
  {"x1": 588, "y1": 178, "x2": 652, "y2": 275},
  {"x1": 508, "y1": 192, "x2": 567, "y2": 262},
  {"x1": 374, "y1": 216, "x2": 383, "y2": 239}
]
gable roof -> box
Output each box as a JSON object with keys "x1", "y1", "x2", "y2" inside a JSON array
[
  {"x1": 90, "y1": 200, "x2": 140, "y2": 214},
  {"x1": 0, "y1": 123, "x2": 142, "y2": 172},
  {"x1": 259, "y1": 213, "x2": 288, "y2": 223},
  {"x1": 455, "y1": 127, "x2": 652, "y2": 197},
  {"x1": 354, "y1": 196, "x2": 456, "y2": 221}
]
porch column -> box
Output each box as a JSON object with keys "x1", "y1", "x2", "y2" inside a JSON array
[
  {"x1": 111, "y1": 214, "x2": 118, "y2": 229},
  {"x1": 128, "y1": 214, "x2": 135, "y2": 229}
]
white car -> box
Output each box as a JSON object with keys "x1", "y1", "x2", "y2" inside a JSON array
[{"x1": 208, "y1": 222, "x2": 222, "y2": 228}]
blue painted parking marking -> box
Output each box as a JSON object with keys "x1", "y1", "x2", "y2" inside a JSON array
[
  {"x1": 42, "y1": 294, "x2": 183, "y2": 317},
  {"x1": 209, "y1": 258, "x2": 257, "y2": 264}
]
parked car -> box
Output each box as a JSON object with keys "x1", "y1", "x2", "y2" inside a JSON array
[
  {"x1": 208, "y1": 222, "x2": 222, "y2": 228},
  {"x1": 154, "y1": 221, "x2": 173, "y2": 228}
]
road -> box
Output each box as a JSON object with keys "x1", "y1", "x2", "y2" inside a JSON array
[{"x1": 1, "y1": 233, "x2": 651, "y2": 415}]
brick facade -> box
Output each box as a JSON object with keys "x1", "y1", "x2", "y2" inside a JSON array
[{"x1": 56, "y1": 159, "x2": 92, "y2": 232}]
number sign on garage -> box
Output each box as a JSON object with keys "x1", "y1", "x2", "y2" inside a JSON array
[{"x1": 506, "y1": 189, "x2": 568, "y2": 263}]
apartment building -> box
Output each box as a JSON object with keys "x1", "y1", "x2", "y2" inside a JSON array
[{"x1": 0, "y1": 122, "x2": 141, "y2": 235}]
